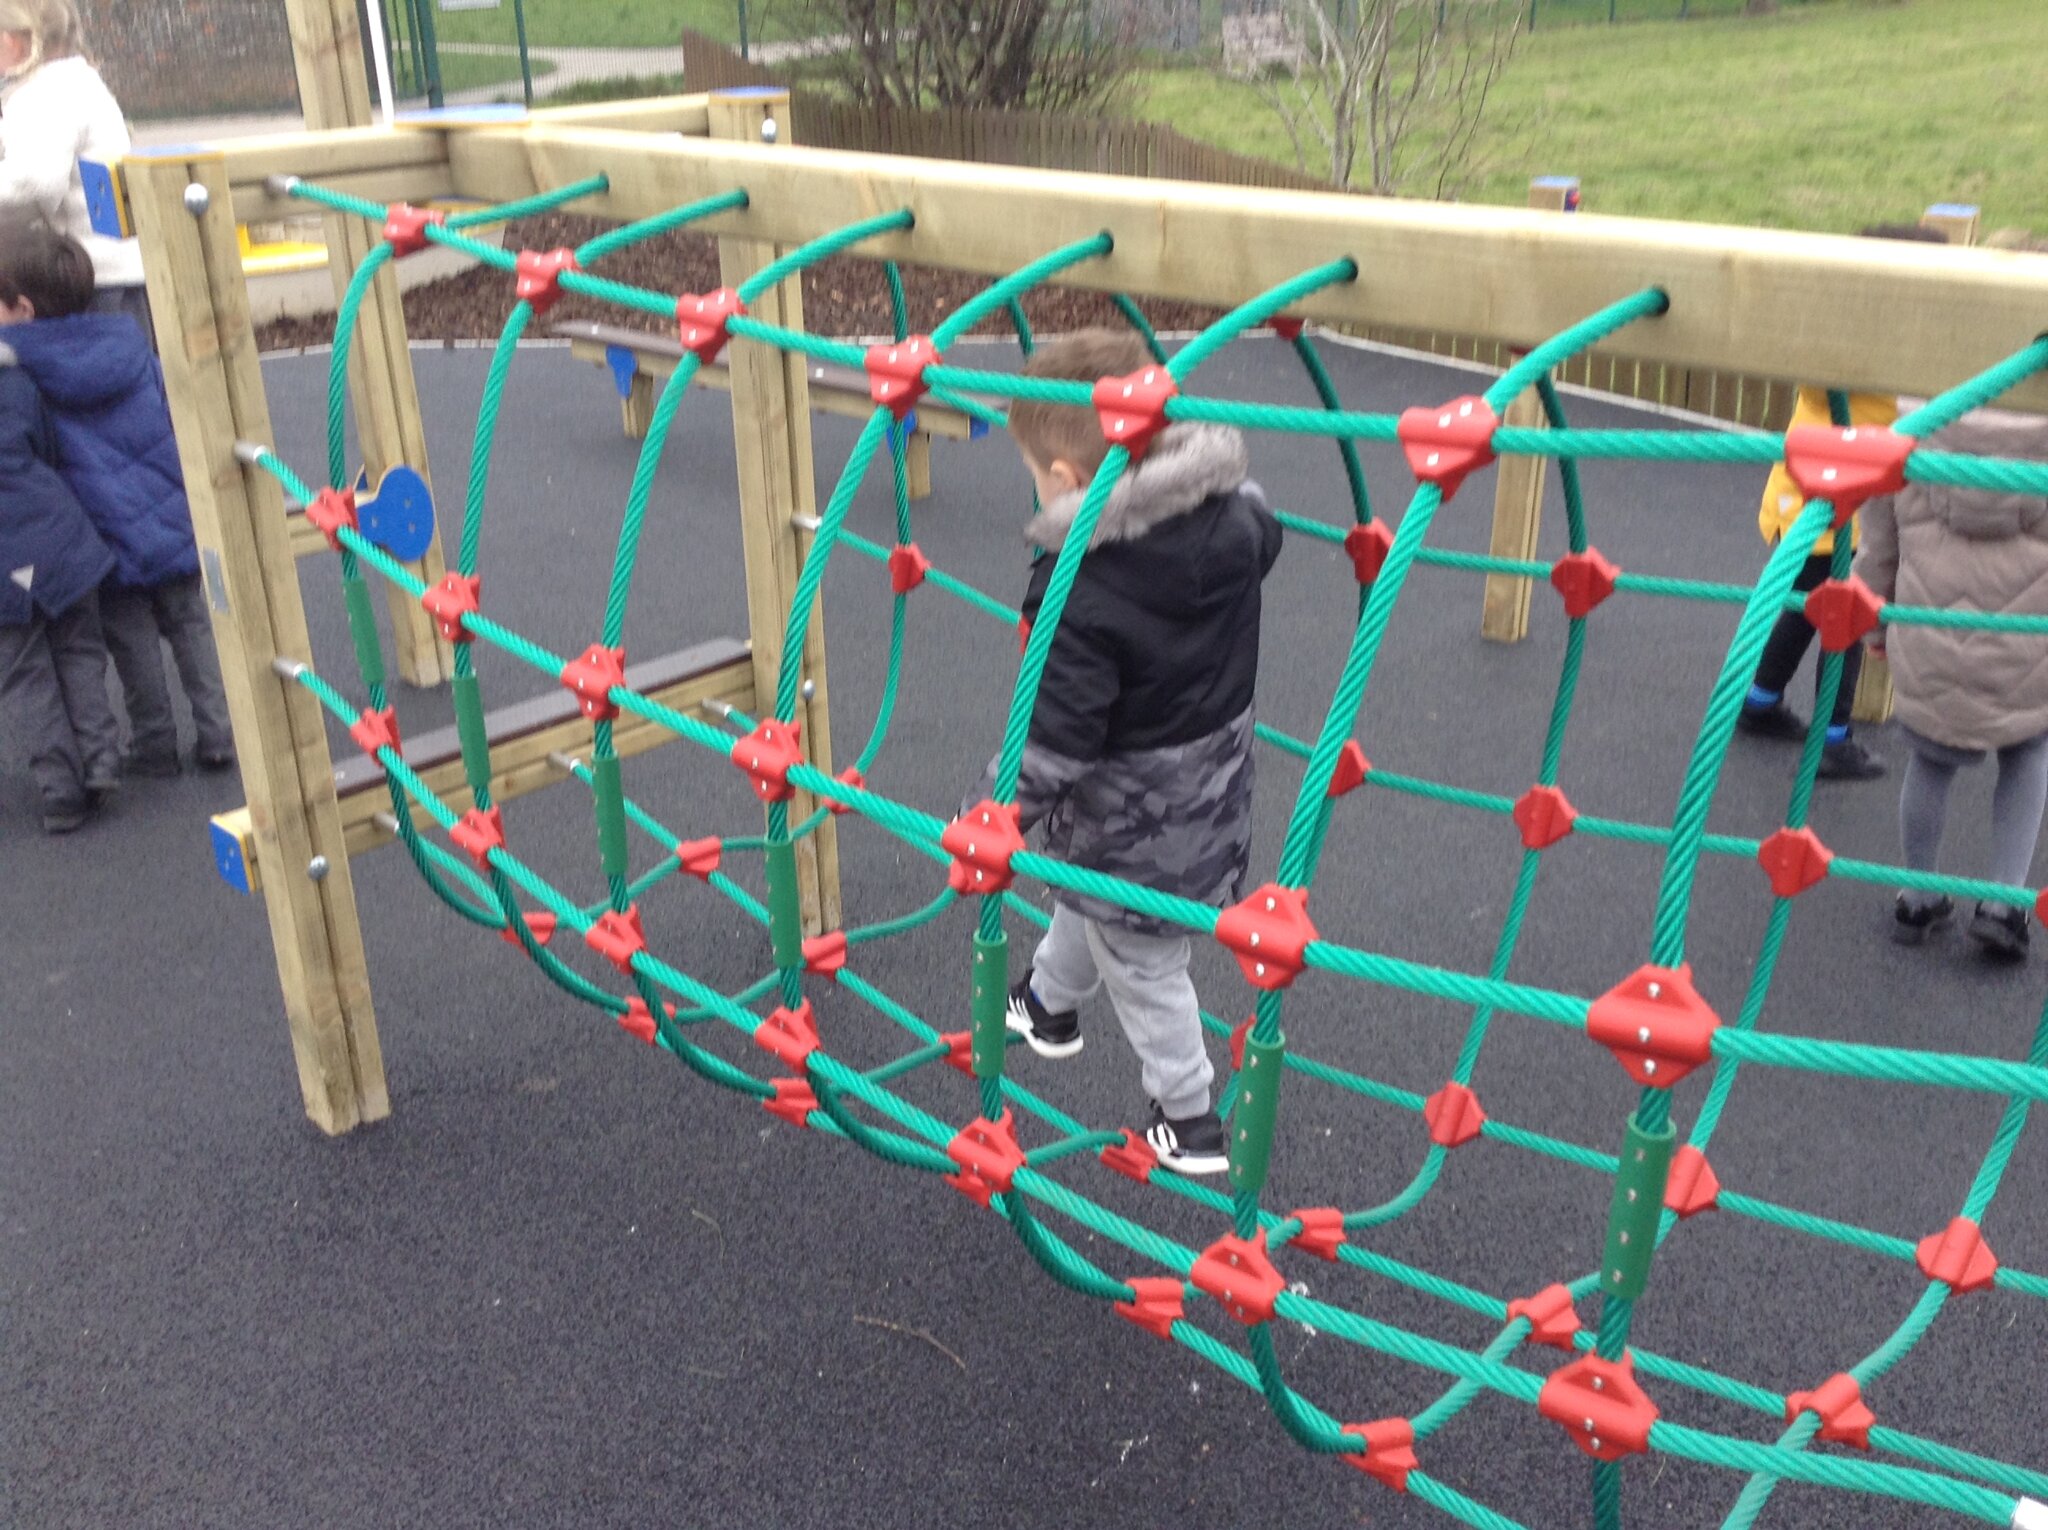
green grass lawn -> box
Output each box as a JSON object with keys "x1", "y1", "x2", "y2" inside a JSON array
[
  {"x1": 1139, "y1": 0, "x2": 2048, "y2": 234},
  {"x1": 429, "y1": 0, "x2": 802, "y2": 50}
]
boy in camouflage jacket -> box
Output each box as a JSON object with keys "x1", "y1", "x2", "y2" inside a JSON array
[{"x1": 983, "y1": 329, "x2": 1282, "y2": 1175}]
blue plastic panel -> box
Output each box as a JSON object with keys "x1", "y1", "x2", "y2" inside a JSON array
[
  {"x1": 357, "y1": 465, "x2": 436, "y2": 563},
  {"x1": 211, "y1": 818, "x2": 252, "y2": 894}
]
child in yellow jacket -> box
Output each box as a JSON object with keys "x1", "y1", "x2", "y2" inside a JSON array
[{"x1": 1735, "y1": 223, "x2": 1947, "y2": 780}]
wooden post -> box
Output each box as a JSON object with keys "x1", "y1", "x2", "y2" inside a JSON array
[
  {"x1": 284, "y1": 0, "x2": 455, "y2": 688},
  {"x1": 1481, "y1": 176, "x2": 1578, "y2": 643},
  {"x1": 707, "y1": 89, "x2": 842, "y2": 935},
  {"x1": 1849, "y1": 201, "x2": 1985, "y2": 725},
  {"x1": 128, "y1": 151, "x2": 386, "y2": 1134}
]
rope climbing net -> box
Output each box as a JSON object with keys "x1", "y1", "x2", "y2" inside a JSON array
[{"x1": 248, "y1": 165, "x2": 2048, "y2": 1529}]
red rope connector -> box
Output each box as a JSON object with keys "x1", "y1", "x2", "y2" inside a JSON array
[
  {"x1": 304, "y1": 486, "x2": 358, "y2": 552},
  {"x1": 1538, "y1": 1351, "x2": 1660, "y2": 1461},
  {"x1": 583, "y1": 905, "x2": 646, "y2": 974},
  {"x1": 940, "y1": 1030, "x2": 975, "y2": 1076},
  {"x1": 1513, "y1": 784, "x2": 1577, "y2": 851},
  {"x1": 943, "y1": 1109, "x2": 1025, "y2": 1208},
  {"x1": 1916, "y1": 1216, "x2": 1999, "y2": 1294},
  {"x1": 1506, "y1": 1283, "x2": 1583, "y2": 1351},
  {"x1": 675, "y1": 287, "x2": 746, "y2": 364},
  {"x1": 1100, "y1": 1127, "x2": 1156, "y2": 1183},
  {"x1": 1663, "y1": 1144, "x2": 1721, "y2": 1219},
  {"x1": 1270, "y1": 315, "x2": 1305, "y2": 341},
  {"x1": 1340, "y1": 1418, "x2": 1417, "y2": 1494},
  {"x1": 1783, "y1": 424, "x2": 1913, "y2": 527},
  {"x1": 865, "y1": 334, "x2": 938, "y2": 417},
  {"x1": 1584, "y1": 963, "x2": 1721, "y2": 1088},
  {"x1": 1092, "y1": 365, "x2": 1179, "y2": 461},
  {"x1": 449, "y1": 805, "x2": 505, "y2": 867},
  {"x1": 421, "y1": 572, "x2": 482, "y2": 644},
  {"x1": 888, "y1": 542, "x2": 931, "y2": 595},
  {"x1": 618, "y1": 995, "x2": 675, "y2": 1046},
  {"x1": 513, "y1": 247, "x2": 580, "y2": 316},
  {"x1": 827, "y1": 765, "x2": 864, "y2": 815},
  {"x1": 764, "y1": 1076, "x2": 819, "y2": 1129},
  {"x1": 349, "y1": 705, "x2": 400, "y2": 759},
  {"x1": 1397, "y1": 395, "x2": 1499, "y2": 500},
  {"x1": 1758, "y1": 826, "x2": 1833, "y2": 899},
  {"x1": 1115, "y1": 1275, "x2": 1185, "y2": 1340},
  {"x1": 1190, "y1": 1231, "x2": 1285, "y2": 1325},
  {"x1": 1215, "y1": 884, "x2": 1318, "y2": 990},
  {"x1": 1423, "y1": 1080, "x2": 1487, "y2": 1148},
  {"x1": 729, "y1": 718, "x2": 804, "y2": 804},
  {"x1": 1288, "y1": 1206, "x2": 1347, "y2": 1261},
  {"x1": 560, "y1": 643, "x2": 627, "y2": 721},
  {"x1": 675, "y1": 836, "x2": 722, "y2": 880},
  {"x1": 499, "y1": 909, "x2": 557, "y2": 950},
  {"x1": 382, "y1": 202, "x2": 447, "y2": 258},
  {"x1": 1229, "y1": 1015, "x2": 1255, "y2": 1071},
  {"x1": 1328, "y1": 740, "x2": 1372, "y2": 798},
  {"x1": 1805, "y1": 575, "x2": 1885, "y2": 652},
  {"x1": 1552, "y1": 548, "x2": 1620, "y2": 619},
  {"x1": 942, "y1": 800, "x2": 1026, "y2": 896},
  {"x1": 1785, "y1": 1372, "x2": 1874, "y2": 1450},
  {"x1": 803, "y1": 930, "x2": 847, "y2": 980},
  {"x1": 753, "y1": 998, "x2": 820, "y2": 1071},
  {"x1": 1344, "y1": 520, "x2": 1393, "y2": 585}
]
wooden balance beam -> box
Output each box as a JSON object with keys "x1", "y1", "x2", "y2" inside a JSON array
[
  {"x1": 209, "y1": 637, "x2": 753, "y2": 895},
  {"x1": 552, "y1": 317, "x2": 992, "y2": 501}
]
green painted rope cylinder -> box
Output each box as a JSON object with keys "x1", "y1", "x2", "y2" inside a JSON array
[
  {"x1": 451, "y1": 672, "x2": 493, "y2": 792},
  {"x1": 972, "y1": 931, "x2": 1009, "y2": 1079},
  {"x1": 1230, "y1": 1029, "x2": 1287, "y2": 1193},
  {"x1": 591, "y1": 754, "x2": 629, "y2": 883},
  {"x1": 764, "y1": 839, "x2": 804, "y2": 971},
  {"x1": 1602, "y1": 1111, "x2": 1678, "y2": 1301},
  {"x1": 340, "y1": 573, "x2": 385, "y2": 693}
]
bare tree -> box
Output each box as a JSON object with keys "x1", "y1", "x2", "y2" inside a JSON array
[
  {"x1": 811, "y1": 0, "x2": 1137, "y2": 113},
  {"x1": 1257, "y1": 0, "x2": 1525, "y2": 198}
]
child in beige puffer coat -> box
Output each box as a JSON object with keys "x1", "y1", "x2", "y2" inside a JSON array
[{"x1": 1855, "y1": 407, "x2": 2048, "y2": 959}]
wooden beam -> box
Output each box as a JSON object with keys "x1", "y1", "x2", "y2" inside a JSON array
[
  {"x1": 441, "y1": 125, "x2": 2048, "y2": 410},
  {"x1": 286, "y1": 0, "x2": 454, "y2": 688},
  {"x1": 128, "y1": 149, "x2": 386, "y2": 1135},
  {"x1": 1481, "y1": 177, "x2": 1578, "y2": 644},
  {"x1": 709, "y1": 91, "x2": 841, "y2": 936},
  {"x1": 212, "y1": 645, "x2": 756, "y2": 892}
]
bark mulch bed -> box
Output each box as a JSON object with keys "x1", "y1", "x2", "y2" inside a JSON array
[{"x1": 255, "y1": 212, "x2": 1222, "y2": 352}]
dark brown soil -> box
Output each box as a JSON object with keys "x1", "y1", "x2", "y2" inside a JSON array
[{"x1": 254, "y1": 212, "x2": 1220, "y2": 351}]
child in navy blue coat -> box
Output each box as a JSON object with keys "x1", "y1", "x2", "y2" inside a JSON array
[
  {"x1": 0, "y1": 324, "x2": 120, "y2": 831},
  {"x1": 0, "y1": 221, "x2": 231, "y2": 776}
]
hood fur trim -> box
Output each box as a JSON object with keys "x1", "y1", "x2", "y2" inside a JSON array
[{"x1": 1026, "y1": 424, "x2": 1249, "y2": 550}]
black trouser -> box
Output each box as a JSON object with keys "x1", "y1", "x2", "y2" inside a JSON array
[
  {"x1": 1752, "y1": 552, "x2": 1862, "y2": 731},
  {"x1": 0, "y1": 598, "x2": 122, "y2": 812}
]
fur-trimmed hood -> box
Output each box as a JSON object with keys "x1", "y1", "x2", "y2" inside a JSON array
[{"x1": 1025, "y1": 424, "x2": 1252, "y2": 551}]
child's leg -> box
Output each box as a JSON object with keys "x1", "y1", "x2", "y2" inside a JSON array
[
  {"x1": 1986, "y1": 734, "x2": 2048, "y2": 900},
  {"x1": 153, "y1": 574, "x2": 234, "y2": 761},
  {"x1": 45, "y1": 599, "x2": 123, "y2": 785},
  {"x1": 1028, "y1": 902, "x2": 1105, "y2": 1015},
  {"x1": 1086, "y1": 920, "x2": 1213, "y2": 1119},
  {"x1": 1898, "y1": 744, "x2": 1961, "y2": 909},
  {"x1": 1747, "y1": 554, "x2": 1829, "y2": 707},
  {"x1": 98, "y1": 581, "x2": 180, "y2": 770},
  {"x1": 0, "y1": 615, "x2": 89, "y2": 815}
]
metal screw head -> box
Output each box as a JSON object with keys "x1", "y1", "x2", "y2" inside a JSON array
[
  {"x1": 800, "y1": 678, "x2": 816, "y2": 701},
  {"x1": 760, "y1": 116, "x2": 779, "y2": 144},
  {"x1": 183, "y1": 182, "x2": 211, "y2": 217},
  {"x1": 307, "y1": 855, "x2": 330, "y2": 882}
]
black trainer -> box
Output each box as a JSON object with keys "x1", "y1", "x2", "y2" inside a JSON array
[
  {"x1": 1737, "y1": 698, "x2": 1808, "y2": 742},
  {"x1": 1969, "y1": 902, "x2": 2030, "y2": 963},
  {"x1": 1006, "y1": 979, "x2": 1082, "y2": 1059},
  {"x1": 1144, "y1": 1101, "x2": 1229, "y2": 1177},
  {"x1": 1818, "y1": 736, "x2": 1886, "y2": 781},
  {"x1": 1892, "y1": 893, "x2": 1954, "y2": 946}
]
